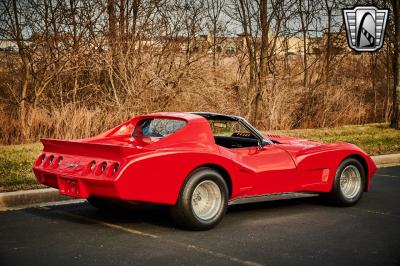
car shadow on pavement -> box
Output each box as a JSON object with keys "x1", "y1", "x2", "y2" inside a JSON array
[
  {"x1": 23, "y1": 201, "x2": 176, "y2": 229},
  {"x1": 20, "y1": 196, "x2": 328, "y2": 231},
  {"x1": 227, "y1": 195, "x2": 325, "y2": 214}
]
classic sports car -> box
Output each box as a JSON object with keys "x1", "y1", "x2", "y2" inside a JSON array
[{"x1": 33, "y1": 112, "x2": 376, "y2": 230}]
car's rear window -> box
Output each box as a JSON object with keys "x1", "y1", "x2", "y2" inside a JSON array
[{"x1": 132, "y1": 118, "x2": 186, "y2": 138}]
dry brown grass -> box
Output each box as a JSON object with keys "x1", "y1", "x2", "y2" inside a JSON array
[{"x1": 0, "y1": 50, "x2": 392, "y2": 144}]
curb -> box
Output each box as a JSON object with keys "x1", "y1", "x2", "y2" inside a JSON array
[
  {"x1": 0, "y1": 188, "x2": 71, "y2": 211},
  {"x1": 371, "y1": 154, "x2": 400, "y2": 167},
  {"x1": 1, "y1": 154, "x2": 399, "y2": 211}
]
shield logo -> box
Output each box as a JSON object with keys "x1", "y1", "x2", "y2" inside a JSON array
[{"x1": 343, "y1": 6, "x2": 389, "y2": 52}]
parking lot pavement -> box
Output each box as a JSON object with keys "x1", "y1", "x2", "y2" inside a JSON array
[{"x1": 0, "y1": 167, "x2": 399, "y2": 266}]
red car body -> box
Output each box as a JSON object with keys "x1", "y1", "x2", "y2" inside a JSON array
[{"x1": 33, "y1": 112, "x2": 377, "y2": 205}]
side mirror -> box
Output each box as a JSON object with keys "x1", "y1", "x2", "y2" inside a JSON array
[{"x1": 258, "y1": 139, "x2": 270, "y2": 149}]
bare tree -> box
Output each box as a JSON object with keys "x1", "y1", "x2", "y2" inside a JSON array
[
  {"x1": 391, "y1": 0, "x2": 400, "y2": 128},
  {"x1": 206, "y1": 0, "x2": 225, "y2": 67},
  {"x1": 323, "y1": 0, "x2": 336, "y2": 81},
  {"x1": 296, "y1": 0, "x2": 317, "y2": 88},
  {"x1": 9, "y1": 0, "x2": 30, "y2": 139},
  {"x1": 181, "y1": 0, "x2": 205, "y2": 62}
]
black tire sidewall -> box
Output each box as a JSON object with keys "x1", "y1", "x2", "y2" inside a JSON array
[
  {"x1": 332, "y1": 158, "x2": 366, "y2": 205},
  {"x1": 176, "y1": 168, "x2": 228, "y2": 230}
]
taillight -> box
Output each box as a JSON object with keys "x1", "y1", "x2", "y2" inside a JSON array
[
  {"x1": 100, "y1": 162, "x2": 107, "y2": 173},
  {"x1": 49, "y1": 155, "x2": 55, "y2": 164},
  {"x1": 88, "y1": 161, "x2": 119, "y2": 176},
  {"x1": 90, "y1": 161, "x2": 96, "y2": 172},
  {"x1": 41, "y1": 154, "x2": 46, "y2": 164},
  {"x1": 113, "y1": 163, "x2": 119, "y2": 175}
]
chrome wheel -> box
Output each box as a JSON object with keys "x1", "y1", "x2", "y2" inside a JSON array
[
  {"x1": 191, "y1": 180, "x2": 223, "y2": 220},
  {"x1": 340, "y1": 165, "x2": 362, "y2": 199}
]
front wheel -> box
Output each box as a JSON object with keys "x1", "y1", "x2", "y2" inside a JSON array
[
  {"x1": 170, "y1": 168, "x2": 228, "y2": 230},
  {"x1": 323, "y1": 158, "x2": 365, "y2": 206}
]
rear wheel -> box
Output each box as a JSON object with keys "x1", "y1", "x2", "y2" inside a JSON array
[
  {"x1": 170, "y1": 168, "x2": 228, "y2": 230},
  {"x1": 323, "y1": 158, "x2": 365, "y2": 206}
]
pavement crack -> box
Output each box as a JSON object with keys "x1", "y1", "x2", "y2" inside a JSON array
[
  {"x1": 354, "y1": 207, "x2": 400, "y2": 218},
  {"x1": 375, "y1": 174, "x2": 400, "y2": 178},
  {"x1": 163, "y1": 240, "x2": 265, "y2": 266},
  {"x1": 48, "y1": 209, "x2": 159, "y2": 239}
]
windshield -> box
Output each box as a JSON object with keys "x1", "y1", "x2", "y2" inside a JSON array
[{"x1": 132, "y1": 118, "x2": 186, "y2": 138}]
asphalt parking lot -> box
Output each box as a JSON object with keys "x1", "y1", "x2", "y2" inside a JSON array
[{"x1": 1, "y1": 166, "x2": 399, "y2": 266}]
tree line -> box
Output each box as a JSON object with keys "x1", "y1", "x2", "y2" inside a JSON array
[{"x1": 0, "y1": 0, "x2": 399, "y2": 144}]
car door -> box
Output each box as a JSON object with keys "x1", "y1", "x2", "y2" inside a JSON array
[{"x1": 230, "y1": 144, "x2": 298, "y2": 195}]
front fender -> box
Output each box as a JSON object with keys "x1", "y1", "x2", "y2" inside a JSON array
[{"x1": 294, "y1": 142, "x2": 376, "y2": 192}]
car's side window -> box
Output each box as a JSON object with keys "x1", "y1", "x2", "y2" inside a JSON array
[
  {"x1": 208, "y1": 120, "x2": 259, "y2": 148},
  {"x1": 207, "y1": 120, "x2": 252, "y2": 137}
]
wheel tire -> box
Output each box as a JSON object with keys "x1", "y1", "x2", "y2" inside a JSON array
[
  {"x1": 170, "y1": 167, "x2": 228, "y2": 231},
  {"x1": 323, "y1": 158, "x2": 366, "y2": 206},
  {"x1": 87, "y1": 197, "x2": 116, "y2": 210}
]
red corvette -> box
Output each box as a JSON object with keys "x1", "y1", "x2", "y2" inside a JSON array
[{"x1": 33, "y1": 112, "x2": 376, "y2": 230}]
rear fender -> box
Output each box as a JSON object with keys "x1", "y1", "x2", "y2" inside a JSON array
[{"x1": 116, "y1": 151, "x2": 237, "y2": 205}]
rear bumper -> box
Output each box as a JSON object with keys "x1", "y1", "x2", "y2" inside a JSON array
[{"x1": 33, "y1": 168, "x2": 119, "y2": 199}]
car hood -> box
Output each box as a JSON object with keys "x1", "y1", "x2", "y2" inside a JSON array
[
  {"x1": 265, "y1": 134, "x2": 328, "y2": 155},
  {"x1": 265, "y1": 133, "x2": 359, "y2": 158},
  {"x1": 265, "y1": 134, "x2": 322, "y2": 146}
]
